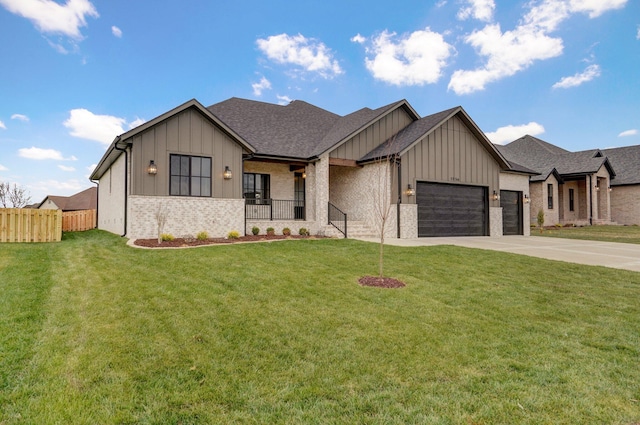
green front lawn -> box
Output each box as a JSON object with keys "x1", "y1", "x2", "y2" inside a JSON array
[
  {"x1": 1, "y1": 230, "x2": 639, "y2": 424},
  {"x1": 534, "y1": 224, "x2": 640, "y2": 244}
]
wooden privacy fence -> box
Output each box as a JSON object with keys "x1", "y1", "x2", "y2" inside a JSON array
[
  {"x1": 63, "y1": 209, "x2": 96, "y2": 232},
  {"x1": 0, "y1": 208, "x2": 62, "y2": 242}
]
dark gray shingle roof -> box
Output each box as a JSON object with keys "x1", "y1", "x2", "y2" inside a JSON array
[
  {"x1": 498, "y1": 135, "x2": 614, "y2": 182},
  {"x1": 602, "y1": 145, "x2": 640, "y2": 185}
]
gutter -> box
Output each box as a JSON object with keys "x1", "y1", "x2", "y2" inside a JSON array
[
  {"x1": 89, "y1": 179, "x2": 99, "y2": 230},
  {"x1": 397, "y1": 159, "x2": 402, "y2": 239},
  {"x1": 589, "y1": 175, "x2": 593, "y2": 225}
]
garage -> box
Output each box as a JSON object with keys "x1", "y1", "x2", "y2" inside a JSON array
[
  {"x1": 500, "y1": 190, "x2": 523, "y2": 235},
  {"x1": 416, "y1": 182, "x2": 488, "y2": 237}
]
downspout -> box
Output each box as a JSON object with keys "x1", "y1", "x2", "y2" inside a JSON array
[
  {"x1": 242, "y1": 154, "x2": 254, "y2": 236},
  {"x1": 588, "y1": 175, "x2": 593, "y2": 225},
  {"x1": 396, "y1": 158, "x2": 402, "y2": 239},
  {"x1": 114, "y1": 140, "x2": 128, "y2": 237},
  {"x1": 90, "y1": 179, "x2": 99, "y2": 230}
]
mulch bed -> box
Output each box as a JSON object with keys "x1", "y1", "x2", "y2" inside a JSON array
[
  {"x1": 134, "y1": 234, "x2": 320, "y2": 248},
  {"x1": 358, "y1": 276, "x2": 406, "y2": 288}
]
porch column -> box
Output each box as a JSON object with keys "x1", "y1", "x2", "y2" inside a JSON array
[{"x1": 315, "y1": 154, "x2": 330, "y2": 227}]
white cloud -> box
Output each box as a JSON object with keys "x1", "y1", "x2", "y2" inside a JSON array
[
  {"x1": 18, "y1": 147, "x2": 77, "y2": 161},
  {"x1": 256, "y1": 33, "x2": 343, "y2": 78},
  {"x1": 448, "y1": 0, "x2": 627, "y2": 95},
  {"x1": 63, "y1": 108, "x2": 127, "y2": 145},
  {"x1": 618, "y1": 129, "x2": 638, "y2": 137},
  {"x1": 87, "y1": 163, "x2": 97, "y2": 172},
  {"x1": 364, "y1": 28, "x2": 454, "y2": 86},
  {"x1": 637, "y1": 26, "x2": 640, "y2": 40},
  {"x1": 568, "y1": 0, "x2": 627, "y2": 18},
  {"x1": 0, "y1": 120, "x2": 6, "y2": 130},
  {"x1": 552, "y1": 64, "x2": 601, "y2": 89},
  {"x1": 351, "y1": 33, "x2": 366, "y2": 44},
  {"x1": 486, "y1": 122, "x2": 545, "y2": 145},
  {"x1": 128, "y1": 117, "x2": 146, "y2": 129},
  {"x1": 111, "y1": 25, "x2": 122, "y2": 38},
  {"x1": 11, "y1": 113, "x2": 29, "y2": 122},
  {"x1": 0, "y1": 0, "x2": 99, "y2": 39},
  {"x1": 0, "y1": 164, "x2": 7, "y2": 171},
  {"x1": 33, "y1": 179, "x2": 86, "y2": 196},
  {"x1": 276, "y1": 95, "x2": 293, "y2": 105},
  {"x1": 252, "y1": 76, "x2": 272, "y2": 96},
  {"x1": 58, "y1": 165, "x2": 76, "y2": 172},
  {"x1": 457, "y1": 0, "x2": 495, "y2": 22}
]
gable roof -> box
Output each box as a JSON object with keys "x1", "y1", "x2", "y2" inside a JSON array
[
  {"x1": 498, "y1": 135, "x2": 615, "y2": 182},
  {"x1": 359, "y1": 106, "x2": 511, "y2": 170},
  {"x1": 207, "y1": 98, "x2": 419, "y2": 160},
  {"x1": 90, "y1": 99, "x2": 255, "y2": 180},
  {"x1": 602, "y1": 145, "x2": 640, "y2": 186},
  {"x1": 38, "y1": 187, "x2": 97, "y2": 211}
]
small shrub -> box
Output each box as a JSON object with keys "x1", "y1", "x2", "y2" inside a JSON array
[
  {"x1": 252, "y1": 226, "x2": 260, "y2": 235},
  {"x1": 227, "y1": 230, "x2": 240, "y2": 239},
  {"x1": 299, "y1": 227, "x2": 309, "y2": 236},
  {"x1": 161, "y1": 233, "x2": 174, "y2": 242},
  {"x1": 196, "y1": 231, "x2": 208, "y2": 241},
  {"x1": 266, "y1": 227, "x2": 275, "y2": 236},
  {"x1": 555, "y1": 223, "x2": 562, "y2": 228},
  {"x1": 282, "y1": 227, "x2": 291, "y2": 236},
  {"x1": 537, "y1": 210, "x2": 545, "y2": 233}
]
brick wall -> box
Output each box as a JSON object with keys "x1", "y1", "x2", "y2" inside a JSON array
[
  {"x1": 128, "y1": 196, "x2": 244, "y2": 240},
  {"x1": 610, "y1": 185, "x2": 640, "y2": 225}
]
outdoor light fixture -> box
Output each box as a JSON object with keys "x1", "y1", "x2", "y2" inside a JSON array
[
  {"x1": 524, "y1": 194, "x2": 530, "y2": 204},
  {"x1": 147, "y1": 160, "x2": 157, "y2": 175},
  {"x1": 595, "y1": 185, "x2": 600, "y2": 191},
  {"x1": 302, "y1": 171, "x2": 307, "y2": 179},
  {"x1": 608, "y1": 186, "x2": 612, "y2": 192},
  {"x1": 223, "y1": 166, "x2": 232, "y2": 180},
  {"x1": 406, "y1": 184, "x2": 415, "y2": 197},
  {"x1": 492, "y1": 190, "x2": 499, "y2": 201}
]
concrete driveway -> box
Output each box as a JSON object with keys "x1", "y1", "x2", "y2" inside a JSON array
[{"x1": 354, "y1": 235, "x2": 640, "y2": 273}]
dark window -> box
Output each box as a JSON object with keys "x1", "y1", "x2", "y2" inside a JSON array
[
  {"x1": 569, "y1": 188, "x2": 574, "y2": 211},
  {"x1": 170, "y1": 154, "x2": 211, "y2": 197},
  {"x1": 243, "y1": 173, "x2": 270, "y2": 201},
  {"x1": 547, "y1": 184, "x2": 553, "y2": 209}
]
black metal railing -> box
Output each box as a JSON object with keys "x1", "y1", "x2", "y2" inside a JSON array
[
  {"x1": 328, "y1": 202, "x2": 347, "y2": 238},
  {"x1": 245, "y1": 199, "x2": 305, "y2": 220}
]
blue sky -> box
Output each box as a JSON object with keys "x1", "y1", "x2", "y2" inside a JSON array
[{"x1": 0, "y1": 0, "x2": 638, "y2": 203}]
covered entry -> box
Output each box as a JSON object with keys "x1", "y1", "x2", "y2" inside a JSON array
[
  {"x1": 500, "y1": 190, "x2": 523, "y2": 235},
  {"x1": 416, "y1": 182, "x2": 488, "y2": 237}
]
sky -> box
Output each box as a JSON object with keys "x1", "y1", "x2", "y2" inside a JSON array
[{"x1": 0, "y1": 0, "x2": 638, "y2": 203}]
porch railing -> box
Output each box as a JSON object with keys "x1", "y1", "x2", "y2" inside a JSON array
[
  {"x1": 328, "y1": 202, "x2": 347, "y2": 238},
  {"x1": 245, "y1": 199, "x2": 305, "y2": 221}
]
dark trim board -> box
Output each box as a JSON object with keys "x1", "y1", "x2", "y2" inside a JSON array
[{"x1": 416, "y1": 182, "x2": 488, "y2": 237}]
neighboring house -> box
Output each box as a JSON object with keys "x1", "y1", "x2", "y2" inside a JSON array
[
  {"x1": 38, "y1": 187, "x2": 98, "y2": 212},
  {"x1": 497, "y1": 135, "x2": 631, "y2": 226},
  {"x1": 90, "y1": 98, "x2": 532, "y2": 240}
]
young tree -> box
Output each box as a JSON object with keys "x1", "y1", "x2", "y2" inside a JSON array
[
  {"x1": 0, "y1": 182, "x2": 32, "y2": 208},
  {"x1": 155, "y1": 204, "x2": 169, "y2": 243}
]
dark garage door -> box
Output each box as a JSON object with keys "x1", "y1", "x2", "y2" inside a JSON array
[
  {"x1": 416, "y1": 182, "x2": 488, "y2": 237},
  {"x1": 500, "y1": 190, "x2": 523, "y2": 235}
]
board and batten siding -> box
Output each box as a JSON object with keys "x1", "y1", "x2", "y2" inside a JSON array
[
  {"x1": 329, "y1": 107, "x2": 414, "y2": 161},
  {"x1": 401, "y1": 115, "x2": 501, "y2": 205},
  {"x1": 129, "y1": 108, "x2": 245, "y2": 198}
]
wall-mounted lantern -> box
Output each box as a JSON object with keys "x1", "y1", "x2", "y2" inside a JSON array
[
  {"x1": 147, "y1": 160, "x2": 157, "y2": 175},
  {"x1": 302, "y1": 171, "x2": 307, "y2": 179},
  {"x1": 406, "y1": 184, "x2": 415, "y2": 197},
  {"x1": 492, "y1": 190, "x2": 499, "y2": 201},
  {"x1": 524, "y1": 194, "x2": 530, "y2": 204},
  {"x1": 223, "y1": 166, "x2": 232, "y2": 180},
  {"x1": 595, "y1": 184, "x2": 600, "y2": 191},
  {"x1": 608, "y1": 186, "x2": 612, "y2": 192}
]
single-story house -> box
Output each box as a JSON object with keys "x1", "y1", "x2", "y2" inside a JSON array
[
  {"x1": 38, "y1": 187, "x2": 97, "y2": 212},
  {"x1": 90, "y1": 98, "x2": 534, "y2": 239},
  {"x1": 498, "y1": 135, "x2": 640, "y2": 226}
]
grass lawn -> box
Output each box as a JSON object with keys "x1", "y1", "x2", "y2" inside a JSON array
[
  {"x1": 1, "y1": 230, "x2": 639, "y2": 424},
  {"x1": 534, "y1": 224, "x2": 640, "y2": 244}
]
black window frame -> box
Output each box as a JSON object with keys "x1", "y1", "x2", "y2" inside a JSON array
[
  {"x1": 569, "y1": 188, "x2": 574, "y2": 212},
  {"x1": 547, "y1": 183, "x2": 553, "y2": 209},
  {"x1": 243, "y1": 173, "x2": 270, "y2": 202},
  {"x1": 169, "y1": 154, "x2": 212, "y2": 197}
]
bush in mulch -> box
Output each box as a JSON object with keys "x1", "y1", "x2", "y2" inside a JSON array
[
  {"x1": 358, "y1": 276, "x2": 406, "y2": 288},
  {"x1": 134, "y1": 234, "x2": 321, "y2": 248}
]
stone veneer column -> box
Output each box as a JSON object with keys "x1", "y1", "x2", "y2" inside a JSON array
[
  {"x1": 315, "y1": 154, "x2": 329, "y2": 227},
  {"x1": 490, "y1": 207, "x2": 503, "y2": 237}
]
